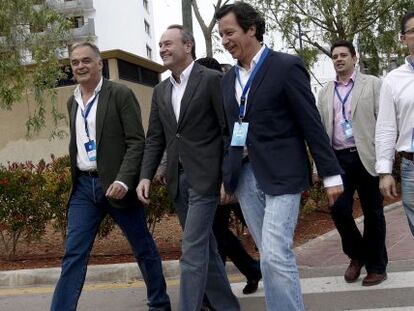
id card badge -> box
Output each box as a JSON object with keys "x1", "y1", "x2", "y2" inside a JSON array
[
  {"x1": 84, "y1": 140, "x2": 97, "y2": 161},
  {"x1": 231, "y1": 122, "x2": 249, "y2": 147},
  {"x1": 341, "y1": 121, "x2": 353, "y2": 140}
]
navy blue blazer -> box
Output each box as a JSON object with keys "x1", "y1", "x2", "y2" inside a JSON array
[{"x1": 221, "y1": 50, "x2": 342, "y2": 195}]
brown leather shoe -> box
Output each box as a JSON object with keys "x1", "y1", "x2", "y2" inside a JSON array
[
  {"x1": 362, "y1": 272, "x2": 387, "y2": 286},
  {"x1": 344, "y1": 259, "x2": 364, "y2": 283}
]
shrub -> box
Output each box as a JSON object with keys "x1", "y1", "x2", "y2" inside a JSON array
[
  {"x1": 0, "y1": 161, "x2": 49, "y2": 260},
  {"x1": 147, "y1": 180, "x2": 174, "y2": 234}
]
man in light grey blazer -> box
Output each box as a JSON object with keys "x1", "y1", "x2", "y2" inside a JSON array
[
  {"x1": 316, "y1": 40, "x2": 387, "y2": 286},
  {"x1": 137, "y1": 25, "x2": 240, "y2": 311}
]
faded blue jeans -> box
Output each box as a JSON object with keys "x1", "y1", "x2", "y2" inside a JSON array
[
  {"x1": 50, "y1": 175, "x2": 170, "y2": 311},
  {"x1": 235, "y1": 163, "x2": 304, "y2": 311},
  {"x1": 401, "y1": 157, "x2": 414, "y2": 236}
]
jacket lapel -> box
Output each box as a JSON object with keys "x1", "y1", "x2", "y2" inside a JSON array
[
  {"x1": 327, "y1": 81, "x2": 335, "y2": 138},
  {"x1": 162, "y1": 81, "x2": 177, "y2": 126},
  {"x1": 244, "y1": 52, "x2": 272, "y2": 115},
  {"x1": 178, "y1": 63, "x2": 202, "y2": 127},
  {"x1": 95, "y1": 79, "x2": 110, "y2": 149},
  {"x1": 351, "y1": 71, "x2": 365, "y2": 120},
  {"x1": 224, "y1": 67, "x2": 240, "y2": 121},
  {"x1": 70, "y1": 96, "x2": 77, "y2": 137}
]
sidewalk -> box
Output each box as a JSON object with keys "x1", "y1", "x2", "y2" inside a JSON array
[
  {"x1": 295, "y1": 201, "x2": 414, "y2": 268},
  {"x1": 0, "y1": 201, "x2": 412, "y2": 288}
]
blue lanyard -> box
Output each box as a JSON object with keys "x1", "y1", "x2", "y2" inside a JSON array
[
  {"x1": 334, "y1": 81, "x2": 354, "y2": 122},
  {"x1": 80, "y1": 92, "x2": 99, "y2": 141},
  {"x1": 235, "y1": 46, "x2": 269, "y2": 121},
  {"x1": 408, "y1": 57, "x2": 414, "y2": 70}
]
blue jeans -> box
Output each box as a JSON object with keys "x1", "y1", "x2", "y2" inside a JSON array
[
  {"x1": 50, "y1": 175, "x2": 170, "y2": 311},
  {"x1": 401, "y1": 157, "x2": 414, "y2": 236},
  {"x1": 235, "y1": 163, "x2": 304, "y2": 311},
  {"x1": 174, "y1": 172, "x2": 240, "y2": 311}
]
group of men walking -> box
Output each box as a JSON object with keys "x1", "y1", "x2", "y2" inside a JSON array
[{"x1": 49, "y1": 1, "x2": 414, "y2": 310}]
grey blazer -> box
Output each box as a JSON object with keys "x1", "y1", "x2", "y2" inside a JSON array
[
  {"x1": 140, "y1": 62, "x2": 227, "y2": 198},
  {"x1": 317, "y1": 71, "x2": 381, "y2": 176}
]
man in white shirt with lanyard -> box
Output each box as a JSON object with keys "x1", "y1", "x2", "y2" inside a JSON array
[
  {"x1": 216, "y1": 2, "x2": 344, "y2": 310},
  {"x1": 376, "y1": 11, "x2": 414, "y2": 236},
  {"x1": 50, "y1": 42, "x2": 171, "y2": 311},
  {"x1": 317, "y1": 40, "x2": 387, "y2": 286}
]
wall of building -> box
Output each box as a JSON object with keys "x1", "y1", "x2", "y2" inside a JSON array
[
  {"x1": 91, "y1": 0, "x2": 156, "y2": 59},
  {"x1": 0, "y1": 68, "x2": 156, "y2": 165}
]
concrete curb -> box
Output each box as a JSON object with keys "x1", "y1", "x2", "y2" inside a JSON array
[
  {"x1": 0, "y1": 260, "x2": 240, "y2": 288},
  {"x1": 0, "y1": 201, "x2": 402, "y2": 288}
]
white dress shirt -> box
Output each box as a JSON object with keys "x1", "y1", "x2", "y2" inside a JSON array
[
  {"x1": 74, "y1": 78, "x2": 127, "y2": 190},
  {"x1": 75, "y1": 78, "x2": 102, "y2": 172},
  {"x1": 375, "y1": 56, "x2": 414, "y2": 174},
  {"x1": 169, "y1": 61, "x2": 195, "y2": 121}
]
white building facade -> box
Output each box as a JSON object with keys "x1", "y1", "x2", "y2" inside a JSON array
[{"x1": 49, "y1": 0, "x2": 156, "y2": 60}]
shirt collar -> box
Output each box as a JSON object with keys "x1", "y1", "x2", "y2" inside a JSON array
[
  {"x1": 169, "y1": 61, "x2": 195, "y2": 86},
  {"x1": 74, "y1": 77, "x2": 103, "y2": 99},
  {"x1": 335, "y1": 70, "x2": 356, "y2": 86},
  {"x1": 236, "y1": 44, "x2": 266, "y2": 73}
]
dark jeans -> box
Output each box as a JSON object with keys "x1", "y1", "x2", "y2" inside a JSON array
[
  {"x1": 213, "y1": 203, "x2": 261, "y2": 281},
  {"x1": 331, "y1": 150, "x2": 388, "y2": 274},
  {"x1": 50, "y1": 175, "x2": 170, "y2": 311}
]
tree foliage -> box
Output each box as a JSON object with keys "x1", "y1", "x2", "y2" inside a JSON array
[
  {"x1": 181, "y1": 0, "x2": 230, "y2": 58},
  {"x1": 0, "y1": 0, "x2": 70, "y2": 135},
  {"x1": 251, "y1": 0, "x2": 414, "y2": 75}
]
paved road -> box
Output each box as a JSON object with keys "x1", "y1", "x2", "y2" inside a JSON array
[
  {"x1": 1, "y1": 204, "x2": 413, "y2": 310},
  {"x1": 1, "y1": 261, "x2": 414, "y2": 311}
]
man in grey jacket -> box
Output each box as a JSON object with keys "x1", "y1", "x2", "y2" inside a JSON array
[{"x1": 316, "y1": 40, "x2": 387, "y2": 286}]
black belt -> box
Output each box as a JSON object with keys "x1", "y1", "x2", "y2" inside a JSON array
[
  {"x1": 78, "y1": 170, "x2": 99, "y2": 178},
  {"x1": 334, "y1": 147, "x2": 358, "y2": 155},
  {"x1": 400, "y1": 152, "x2": 414, "y2": 161}
]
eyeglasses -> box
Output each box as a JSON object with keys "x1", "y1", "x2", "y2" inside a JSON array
[{"x1": 403, "y1": 28, "x2": 414, "y2": 35}]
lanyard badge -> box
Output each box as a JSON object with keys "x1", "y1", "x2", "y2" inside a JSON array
[
  {"x1": 231, "y1": 47, "x2": 269, "y2": 147},
  {"x1": 335, "y1": 82, "x2": 354, "y2": 140},
  {"x1": 81, "y1": 92, "x2": 99, "y2": 161}
]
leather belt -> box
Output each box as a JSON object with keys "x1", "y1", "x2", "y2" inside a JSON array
[
  {"x1": 400, "y1": 151, "x2": 414, "y2": 161},
  {"x1": 334, "y1": 147, "x2": 358, "y2": 155},
  {"x1": 78, "y1": 170, "x2": 99, "y2": 178}
]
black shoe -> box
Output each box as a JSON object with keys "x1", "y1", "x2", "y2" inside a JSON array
[{"x1": 243, "y1": 278, "x2": 260, "y2": 294}]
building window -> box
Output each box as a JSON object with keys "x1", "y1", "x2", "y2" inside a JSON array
[
  {"x1": 144, "y1": 19, "x2": 150, "y2": 36},
  {"x1": 67, "y1": 16, "x2": 85, "y2": 29},
  {"x1": 118, "y1": 59, "x2": 159, "y2": 87},
  {"x1": 146, "y1": 45, "x2": 152, "y2": 60},
  {"x1": 143, "y1": 0, "x2": 149, "y2": 11}
]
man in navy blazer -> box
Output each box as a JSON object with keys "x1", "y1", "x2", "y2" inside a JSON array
[{"x1": 216, "y1": 2, "x2": 344, "y2": 310}]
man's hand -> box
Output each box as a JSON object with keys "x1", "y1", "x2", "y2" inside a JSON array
[
  {"x1": 326, "y1": 185, "x2": 344, "y2": 207},
  {"x1": 106, "y1": 182, "x2": 127, "y2": 200},
  {"x1": 220, "y1": 183, "x2": 236, "y2": 205},
  {"x1": 312, "y1": 173, "x2": 320, "y2": 184},
  {"x1": 154, "y1": 174, "x2": 167, "y2": 186},
  {"x1": 379, "y1": 174, "x2": 398, "y2": 199},
  {"x1": 137, "y1": 178, "x2": 151, "y2": 204}
]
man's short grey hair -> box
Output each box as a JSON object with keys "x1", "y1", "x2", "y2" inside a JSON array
[
  {"x1": 69, "y1": 41, "x2": 101, "y2": 59},
  {"x1": 167, "y1": 24, "x2": 196, "y2": 59}
]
